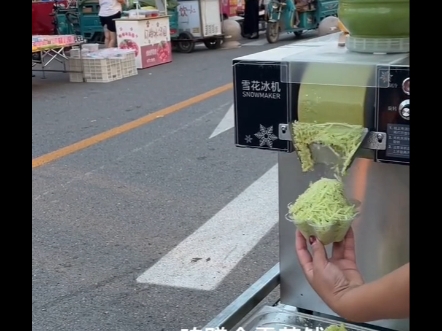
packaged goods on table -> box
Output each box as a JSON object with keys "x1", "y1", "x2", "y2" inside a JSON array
[{"x1": 32, "y1": 35, "x2": 77, "y2": 52}]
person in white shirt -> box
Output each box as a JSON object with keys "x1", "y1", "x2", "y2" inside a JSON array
[{"x1": 99, "y1": 0, "x2": 125, "y2": 48}]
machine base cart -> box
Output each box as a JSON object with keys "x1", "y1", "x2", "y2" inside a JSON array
[
  {"x1": 205, "y1": 33, "x2": 409, "y2": 331},
  {"x1": 173, "y1": 0, "x2": 224, "y2": 52}
]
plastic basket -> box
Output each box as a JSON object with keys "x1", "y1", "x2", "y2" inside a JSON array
[
  {"x1": 68, "y1": 50, "x2": 137, "y2": 83},
  {"x1": 68, "y1": 58, "x2": 84, "y2": 83},
  {"x1": 115, "y1": 52, "x2": 137, "y2": 78},
  {"x1": 82, "y1": 58, "x2": 122, "y2": 83}
]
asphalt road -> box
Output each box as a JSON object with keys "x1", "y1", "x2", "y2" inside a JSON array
[{"x1": 32, "y1": 32, "x2": 315, "y2": 331}]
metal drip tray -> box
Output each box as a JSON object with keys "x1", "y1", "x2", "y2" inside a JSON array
[{"x1": 240, "y1": 305, "x2": 377, "y2": 331}]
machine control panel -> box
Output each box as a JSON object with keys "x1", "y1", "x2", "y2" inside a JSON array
[
  {"x1": 398, "y1": 99, "x2": 410, "y2": 120},
  {"x1": 375, "y1": 66, "x2": 410, "y2": 164}
]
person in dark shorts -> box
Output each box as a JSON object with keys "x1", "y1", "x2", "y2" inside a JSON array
[{"x1": 99, "y1": 0, "x2": 124, "y2": 48}]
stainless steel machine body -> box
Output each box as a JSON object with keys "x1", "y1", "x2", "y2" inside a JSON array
[
  {"x1": 279, "y1": 156, "x2": 409, "y2": 331},
  {"x1": 204, "y1": 33, "x2": 409, "y2": 331}
]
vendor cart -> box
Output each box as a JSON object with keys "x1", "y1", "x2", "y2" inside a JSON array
[
  {"x1": 174, "y1": 0, "x2": 224, "y2": 53},
  {"x1": 204, "y1": 32, "x2": 409, "y2": 331},
  {"x1": 127, "y1": 0, "x2": 179, "y2": 37},
  {"x1": 115, "y1": 15, "x2": 173, "y2": 69}
]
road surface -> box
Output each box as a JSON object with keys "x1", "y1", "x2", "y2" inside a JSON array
[{"x1": 32, "y1": 32, "x2": 314, "y2": 331}]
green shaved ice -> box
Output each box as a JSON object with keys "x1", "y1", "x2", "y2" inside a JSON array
[
  {"x1": 290, "y1": 178, "x2": 357, "y2": 224},
  {"x1": 292, "y1": 121, "x2": 366, "y2": 176},
  {"x1": 324, "y1": 324, "x2": 347, "y2": 331},
  {"x1": 288, "y1": 178, "x2": 358, "y2": 245}
]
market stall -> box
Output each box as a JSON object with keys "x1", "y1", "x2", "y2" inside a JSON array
[
  {"x1": 121, "y1": 0, "x2": 223, "y2": 54},
  {"x1": 116, "y1": 2, "x2": 172, "y2": 70},
  {"x1": 32, "y1": 34, "x2": 86, "y2": 79}
]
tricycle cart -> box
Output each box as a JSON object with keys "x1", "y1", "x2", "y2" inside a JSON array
[
  {"x1": 204, "y1": 32, "x2": 410, "y2": 331},
  {"x1": 265, "y1": 0, "x2": 338, "y2": 43},
  {"x1": 53, "y1": 0, "x2": 104, "y2": 43},
  {"x1": 173, "y1": 0, "x2": 224, "y2": 53},
  {"x1": 168, "y1": 8, "x2": 180, "y2": 38}
]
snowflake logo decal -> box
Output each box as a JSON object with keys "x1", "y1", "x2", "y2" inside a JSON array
[
  {"x1": 254, "y1": 125, "x2": 278, "y2": 148},
  {"x1": 245, "y1": 135, "x2": 253, "y2": 144},
  {"x1": 380, "y1": 70, "x2": 393, "y2": 85}
]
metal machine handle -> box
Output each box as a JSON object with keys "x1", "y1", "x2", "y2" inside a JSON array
[{"x1": 203, "y1": 263, "x2": 280, "y2": 330}]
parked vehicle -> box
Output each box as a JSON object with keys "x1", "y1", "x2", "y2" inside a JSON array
[{"x1": 265, "y1": 0, "x2": 338, "y2": 43}]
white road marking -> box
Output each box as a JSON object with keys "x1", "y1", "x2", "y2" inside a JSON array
[
  {"x1": 209, "y1": 104, "x2": 234, "y2": 139},
  {"x1": 136, "y1": 164, "x2": 279, "y2": 290},
  {"x1": 242, "y1": 38, "x2": 268, "y2": 46}
]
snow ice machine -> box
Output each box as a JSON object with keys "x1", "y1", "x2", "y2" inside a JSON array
[{"x1": 204, "y1": 33, "x2": 409, "y2": 331}]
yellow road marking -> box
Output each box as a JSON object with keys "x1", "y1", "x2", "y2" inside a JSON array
[{"x1": 32, "y1": 83, "x2": 233, "y2": 169}]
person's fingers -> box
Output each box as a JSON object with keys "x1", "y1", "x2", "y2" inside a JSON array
[
  {"x1": 295, "y1": 230, "x2": 314, "y2": 277},
  {"x1": 331, "y1": 240, "x2": 345, "y2": 260},
  {"x1": 310, "y1": 236, "x2": 328, "y2": 269},
  {"x1": 343, "y1": 227, "x2": 357, "y2": 262}
]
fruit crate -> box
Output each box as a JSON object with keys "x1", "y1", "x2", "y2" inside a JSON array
[
  {"x1": 82, "y1": 58, "x2": 123, "y2": 83},
  {"x1": 68, "y1": 51, "x2": 136, "y2": 82},
  {"x1": 68, "y1": 58, "x2": 84, "y2": 83},
  {"x1": 69, "y1": 57, "x2": 123, "y2": 83},
  {"x1": 116, "y1": 52, "x2": 137, "y2": 78}
]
